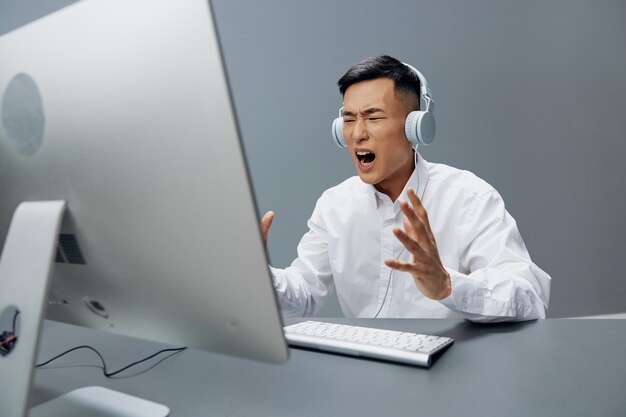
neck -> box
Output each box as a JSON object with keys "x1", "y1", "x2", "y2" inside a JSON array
[{"x1": 375, "y1": 151, "x2": 416, "y2": 202}]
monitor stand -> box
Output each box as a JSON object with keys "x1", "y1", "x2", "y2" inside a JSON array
[{"x1": 0, "y1": 201, "x2": 169, "y2": 417}]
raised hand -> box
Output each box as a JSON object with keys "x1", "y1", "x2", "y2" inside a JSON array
[
  {"x1": 384, "y1": 188, "x2": 451, "y2": 300},
  {"x1": 260, "y1": 211, "x2": 275, "y2": 247}
]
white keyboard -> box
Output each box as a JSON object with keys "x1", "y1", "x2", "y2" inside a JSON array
[{"x1": 284, "y1": 320, "x2": 453, "y2": 368}]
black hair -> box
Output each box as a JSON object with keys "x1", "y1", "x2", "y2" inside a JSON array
[{"x1": 337, "y1": 55, "x2": 421, "y2": 110}]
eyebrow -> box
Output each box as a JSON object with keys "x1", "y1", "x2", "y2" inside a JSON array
[{"x1": 343, "y1": 107, "x2": 385, "y2": 117}]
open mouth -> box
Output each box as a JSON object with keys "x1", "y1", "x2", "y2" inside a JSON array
[{"x1": 356, "y1": 151, "x2": 376, "y2": 165}]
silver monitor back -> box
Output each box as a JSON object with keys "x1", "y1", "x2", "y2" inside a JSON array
[{"x1": 0, "y1": 0, "x2": 288, "y2": 365}]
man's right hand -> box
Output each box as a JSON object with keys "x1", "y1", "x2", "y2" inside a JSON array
[{"x1": 261, "y1": 211, "x2": 275, "y2": 247}]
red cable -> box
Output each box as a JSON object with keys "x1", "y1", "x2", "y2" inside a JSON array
[{"x1": 0, "y1": 334, "x2": 16, "y2": 347}]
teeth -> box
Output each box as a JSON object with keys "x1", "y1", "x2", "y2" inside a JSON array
[{"x1": 357, "y1": 151, "x2": 371, "y2": 156}]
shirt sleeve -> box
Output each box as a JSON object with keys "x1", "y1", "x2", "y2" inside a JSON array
[
  {"x1": 270, "y1": 197, "x2": 334, "y2": 317},
  {"x1": 438, "y1": 190, "x2": 551, "y2": 323}
]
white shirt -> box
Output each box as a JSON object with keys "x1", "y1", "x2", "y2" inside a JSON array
[{"x1": 270, "y1": 153, "x2": 551, "y2": 322}]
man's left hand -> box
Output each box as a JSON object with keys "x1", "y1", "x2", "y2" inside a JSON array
[{"x1": 384, "y1": 187, "x2": 452, "y2": 300}]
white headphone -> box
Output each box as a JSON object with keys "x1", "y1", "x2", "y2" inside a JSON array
[{"x1": 331, "y1": 63, "x2": 436, "y2": 148}]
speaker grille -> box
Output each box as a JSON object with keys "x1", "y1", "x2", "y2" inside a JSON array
[{"x1": 55, "y1": 234, "x2": 86, "y2": 265}]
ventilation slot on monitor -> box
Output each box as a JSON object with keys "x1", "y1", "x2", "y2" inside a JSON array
[{"x1": 55, "y1": 234, "x2": 86, "y2": 265}]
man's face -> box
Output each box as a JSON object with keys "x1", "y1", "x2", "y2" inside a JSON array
[{"x1": 342, "y1": 77, "x2": 414, "y2": 195}]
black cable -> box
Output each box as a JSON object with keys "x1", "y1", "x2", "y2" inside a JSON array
[
  {"x1": 7, "y1": 310, "x2": 184, "y2": 374},
  {"x1": 12, "y1": 309, "x2": 19, "y2": 334},
  {"x1": 36, "y1": 344, "x2": 187, "y2": 378}
]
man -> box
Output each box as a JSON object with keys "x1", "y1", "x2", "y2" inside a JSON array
[{"x1": 262, "y1": 55, "x2": 550, "y2": 322}]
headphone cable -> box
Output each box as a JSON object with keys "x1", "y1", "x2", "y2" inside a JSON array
[{"x1": 373, "y1": 148, "x2": 424, "y2": 318}]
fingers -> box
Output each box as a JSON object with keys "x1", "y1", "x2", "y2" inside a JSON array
[
  {"x1": 384, "y1": 257, "x2": 430, "y2": 275},
  {"x1": 399, "y1": 200, "x2": 431, "y2": 249},
  {"x1": 261, "y1": 211, "x2": 275, "y2": 245},
  {"x1": 406, "y1": 188, "x2": 426, "y2": 219},
  {"x1": 261, "y1": 211, "x2": 275, "y2": 229},
  {"x1": 393, "y1": 226, "x2": 426, "y2": 257},
  {"x1": 400, "y1": 200, "x2": 425, "y2": 240},
  {"x1": 403, "y1": 216, "x2": 413, "y2": 239},
  {"x1": 384, "y1": 258, "x2": 414, "y2": 272},
  {"x1": 401, "y1": 188, "x2": 436, "y2": 243}
]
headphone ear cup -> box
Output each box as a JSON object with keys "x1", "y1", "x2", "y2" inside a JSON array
[
  {"x1": 416, "y1": 111, "x2": 436, "y2": 146},
  {"x1": 405, "y1": 111, "x2": 436, "y2": 146},
  {"x1": 332, "y1": 117, "x2": 347, "y2": 148},
  {"x1": 404, "y1": 111, "x2": 420, "y2": 147}
]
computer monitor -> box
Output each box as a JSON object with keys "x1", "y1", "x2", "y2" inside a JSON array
[{"x1": 0, "y1": 0, "x2": 289, "y2": 415}]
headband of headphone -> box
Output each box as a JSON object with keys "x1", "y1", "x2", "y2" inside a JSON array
[{"x1": 331, "y1": 62, "x2": 436, "y2": 148}]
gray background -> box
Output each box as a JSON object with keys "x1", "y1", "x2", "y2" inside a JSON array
[{"x1": 1, "y1": 0, "x2": 625, "y2": 318}]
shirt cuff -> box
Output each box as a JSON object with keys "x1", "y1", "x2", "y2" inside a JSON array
[
  {"x1": 438, "y1": 266, "x2": 483, "y2": 314},
  {"x1": 268, "y1": 265, "x2": 285, "y2": 292}
]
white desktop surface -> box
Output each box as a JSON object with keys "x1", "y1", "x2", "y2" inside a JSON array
[{"x1": 32, "y1": 318, "x2": 626, "y2": 417}]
